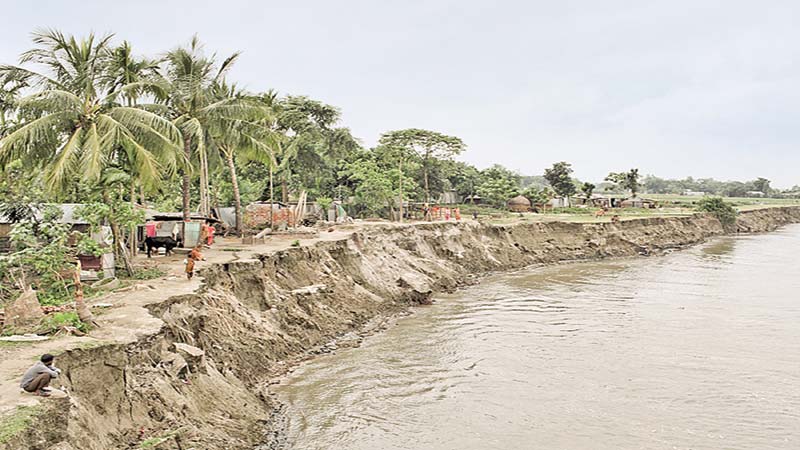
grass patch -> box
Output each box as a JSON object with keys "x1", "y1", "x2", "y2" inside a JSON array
[
  {"x1": 0, "y1": 406, "x2": 41, "y2": 444},
  {"x1": 37, "y1": 311, "x2": 90, "y2": 335},
  {"x1": 140, "y1": 429, "x2": 182, "y2": 448},
  {"x1": 128, "y1": 266, "x2": 166, "y2": 281},
  {"x1": 0, "y1": 340, "x2": 27, "y2": 348}
]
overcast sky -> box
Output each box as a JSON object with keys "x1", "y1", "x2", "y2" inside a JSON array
[{"x1": 2, "y1": 1, "x2": 798, "y2": 187}]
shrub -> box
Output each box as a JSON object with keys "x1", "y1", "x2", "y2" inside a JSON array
[
  {"x1": 38, "y1": 311, "x2": 90, "y2": 334},
  {"x1": 697, "y1": 197, "x2": 737, "y2": 226},
  {"x1": 128, "y1": 266, "x2": 165, "y2": 280}
]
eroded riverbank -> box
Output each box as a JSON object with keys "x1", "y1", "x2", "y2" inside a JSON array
[
  {"x1": 276, "y1": 225, "x2": 800, "y2": 450},
  {"x1": 3, "y1": 207, "x2": 800, "y2": 449}
]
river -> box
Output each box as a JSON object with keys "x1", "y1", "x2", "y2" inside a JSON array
[{"x1": 275, "y1": 225, "x2": 800, "y2": 450}]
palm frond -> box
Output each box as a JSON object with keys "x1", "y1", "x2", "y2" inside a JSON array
[
  {"x1": 16, "y1": 89, "x2": 82, "y2": 113},
  {"x1": 44, "y1": 126, "x2": 83, "y2": 191},
  {"x1": 0, "y1": 111, "x2": 74, "y2": 165},
  {"x1": 80, "y1": 122, "x2": 105, "y2": 180}
]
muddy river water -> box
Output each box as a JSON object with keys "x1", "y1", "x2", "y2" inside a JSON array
[{"x1": 275, "y1": 225, "x2": 800, "y2": 449}]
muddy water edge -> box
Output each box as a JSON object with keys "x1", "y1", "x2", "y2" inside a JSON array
[
  {"x1": 276, "y1": 225, "x2": 800, "y2": 450},
  {"x1": 3, "y1": 208, "x2": 800, "y2": 450}
]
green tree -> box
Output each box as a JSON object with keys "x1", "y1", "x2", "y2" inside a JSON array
[
  {"x1": 522, "y1": 186, "x2": 556, "y2": 208},
  {"x1": 378, "y1": 129, "x2": 465, "y2": 204},
  {"x1": 151, "y1": 36, "x2": 258, "y2": 219},
  {"x1": 605, "y1": 168, "x2": 641, "y2": 197},
  {"x1": 581, "y1": 182, "x2": 596, "y2": 199},
  {"x1": 206, "y1": 83, "x2": 274, "y2": 234},
  {"x1": 697, "y1": 197, "x2": 737, "y2": 228},
  {"x1": 544, "y1": 162, "x2": 577, "y2": 203},
  {"x1": 0, "y1": 30, "x2": 182, "y2": 193},
  {"x1": 752, "y1": 177, "x2": 771, "y2": 195},
  {"x1": 444, "y1": 160, "x2": 482, "y2": 200},
  {"x1": 341, "y1": 156, "x2": 393, "y2": 217},
  {"x1": 274, "y1": 96, "x2": 359, "y2": 202}
]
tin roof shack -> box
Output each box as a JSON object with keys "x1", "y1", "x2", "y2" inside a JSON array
[
  {"x1": 139, "y1": 213, "x2": 221, "y2": 250},
  {"x1": 573, "y1": 194, "x2": 611, "y2": 208},
  {"x1": 620, "y1": 197, "x2": 658, "y2": 208},
  {"x1": 0, "y1": 204, "x2": 91, "y2": 253},
  {"x1": 550, "y1": 197, "x2": 570, "y2": 208},
  {"x1": 438, "y1": 189, "x2": 461, "y2": 205},
  {"x1": 0, "y1": 204, "x2": 114, "y2": 279},
  {"x1": 463, "y1": 195, "x2": 484, "y2": 205},
  {"x1": 507, "y1": 195, "x2": 532, "y2": 212}
]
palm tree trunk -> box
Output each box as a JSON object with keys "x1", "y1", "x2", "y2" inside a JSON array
[
  {"x1": 182, "y1": 135, "x2": 192, "y2": 221},
  {"x1": 269, "y1": 164, "x2": 275, "y2": 229},
  {"x1": 103, "y1": 190, "x2": 134, "y2": 277},
  {"x1": 198, "y1": 148, "x2": 209, "y2": 217},
  {"x1": 129, "y1": 181, "x2": 137, "y2": 256},
  {"x1": 202, "y1": 149, "x2": 211, "y2": 215},
  {"x1": 224, "y1": 147, "x2": 243, "y2": 235}
]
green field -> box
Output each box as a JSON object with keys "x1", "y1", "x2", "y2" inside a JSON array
[
  {"x1": 646, "y1": 194, "x2": 800, "y2": 208},
  {"x1": 457, "y1": 196, "x2": 800, "y2": 225}
]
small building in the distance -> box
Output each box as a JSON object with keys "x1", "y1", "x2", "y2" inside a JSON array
[
  {"x1": 507, "y1": 195, "x2": 532, "y2": 212},
  {"x1": 620, "y1": 197, "x2": 658, "y2": 208}
]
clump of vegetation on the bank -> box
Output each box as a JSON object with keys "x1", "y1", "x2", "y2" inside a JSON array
[
  {"x1": 139, "y1": 428, "x2": 184, "y2": 449},
  {"x1": 0, "y1": 206, "x2": 96, "y2": 305},
  {"x1": 697, "y1": 197, "x2": 737, "y2": 226},
  {"x1": 37, "y1": 311, "x2": 90, "y2": 334},
  {"x1": 0, "y1": 406, "x2": 41, "y2": 444},
  {"x1": 126, "y1": 266, "x2": 165, "y2": 281}
]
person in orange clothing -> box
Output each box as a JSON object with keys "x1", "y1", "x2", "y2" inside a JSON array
[
  {"x1": 207, "y1": 223, "x2": 215, "y2": 246},
  {"x1": 185, "y1": 245, "x2": 205, "y2": 280},
  {"x1": 199, "y1": 221, "x2": 209, "y2": 247}
]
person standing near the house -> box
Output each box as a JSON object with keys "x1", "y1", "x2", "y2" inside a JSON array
[
  {"x1": 207, "y1": 223, "x2": 215, "y2": 246},
  {"x1": 145, "y1": 220, "x2": 157, "y2": 238},
  {"x1": 20, "y1": 354, "x2": 61, "y2": 397},
  {"x1": 199, "y1": 221, "x2": 209, "y2": 248}
]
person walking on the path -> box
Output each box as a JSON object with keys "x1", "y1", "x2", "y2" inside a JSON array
[
  {"x1": 20, "y1": 354, "x2": 60, "y2": 397},
  {"x1": 185, "y1": 245, "x2": 205, "y2": 280}
]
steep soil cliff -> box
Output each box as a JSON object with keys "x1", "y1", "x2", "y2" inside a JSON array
[{"x1": 4, "y1": 207, "x2": 800, "y2": 450}]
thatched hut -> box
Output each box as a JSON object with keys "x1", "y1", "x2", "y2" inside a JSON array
[{"x1": 507, "y1": 195, "x2": 532, "y2": 212}]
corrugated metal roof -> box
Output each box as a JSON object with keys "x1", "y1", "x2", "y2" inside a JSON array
[{"x1": 0, "y1": 204, "x2": 89, "y2": 224}]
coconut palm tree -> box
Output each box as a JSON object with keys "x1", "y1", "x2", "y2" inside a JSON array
[
  {"x1": 102, "y1": 41, "x2": 161, "y2": 107},
  {"x1": 101, "y1": 42, "x2": 162, "y2": 254},
  {"x1": 0, "y1": 30, "x2": 181, "y2": 193},
  {"x1": 147, "y1": 36, "x2": 260, "y2": 220},
  {"x1": 206, "y1": 83, "x2": 275, "y2": 234}
]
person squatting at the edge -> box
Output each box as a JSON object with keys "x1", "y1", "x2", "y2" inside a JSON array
[{"x1": 20, "y1": 354, "x2": 61, "y2": 397}]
